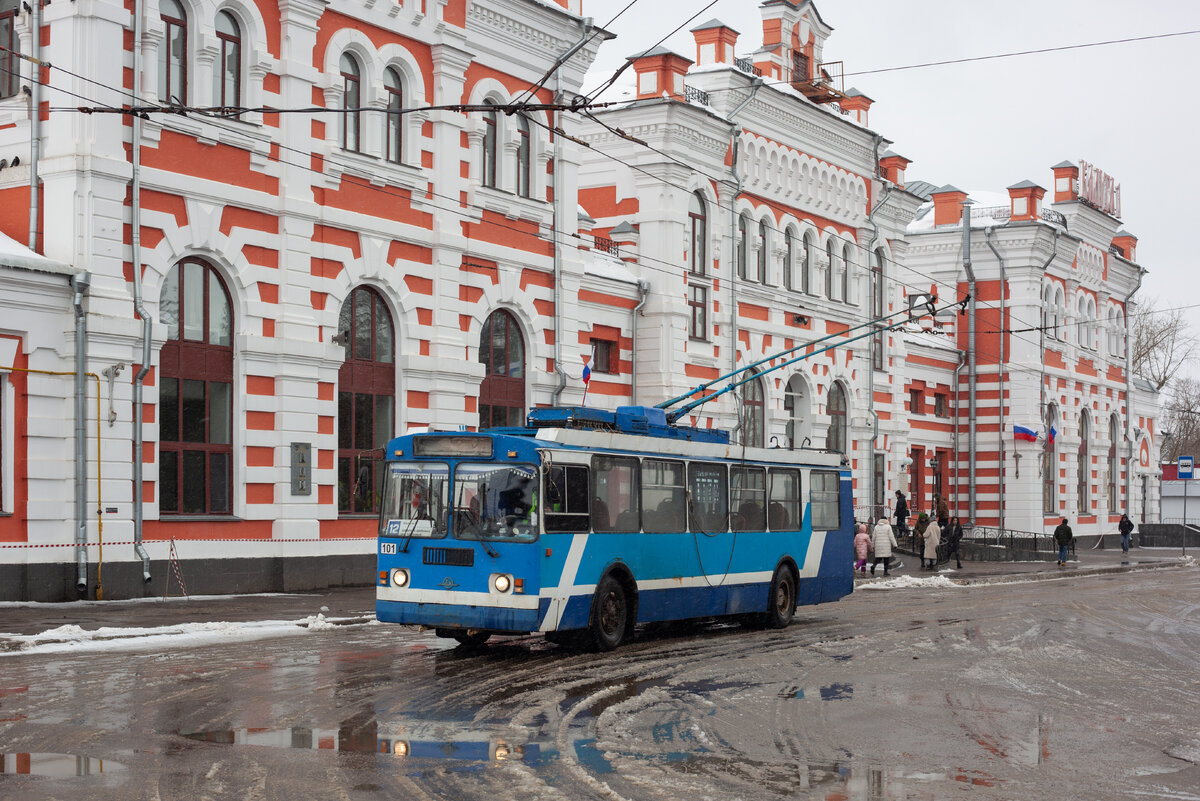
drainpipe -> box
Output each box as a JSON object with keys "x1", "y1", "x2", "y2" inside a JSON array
[
  {"x1": 550, "y1": 17, "x2": 594, "y2": 407},
  {"x1": 1124, "y1": 265, "x2": 1145, "y2": 514},
  {"x1": 962, "y1": 205, "x2": 977, "y2": 523},
  {"x1": 71, "y1": 272, "x2": 92, "y2": 594},
  {"x1": 28, "y1": 0, "x2": 41, "y2": 250},
  {"x1": 865, "y1": 135, "x2": 892, "y2": 519},
  {"x1": 630, "y1": 279, "x2": 649, "y2": 404},
  {"x1": 131, "y1": 0, "x2": 152, "y2": 582},
  {"x1": 985, "y1": 227, "x2": 1005, "y2": 535},
  {"x1": 726, "y1": 77, "x2": 763, "y2": 438},
  {"x1": 953, "y1": 351, "x2": 966, "y2": 519},
  {"x1": 1038, "y1": 228, "x2": 1060, "y2": 522}
]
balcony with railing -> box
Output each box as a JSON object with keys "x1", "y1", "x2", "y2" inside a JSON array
[
  {"x1": 593, "y1": 236, "x2": 620, "y2": 256},
  {"x1": 683, "y1": 84, "x2": 710, "y2": 106},
  {"x1": 971, "y1": 205, "x2": 1068, "y2": 229}
]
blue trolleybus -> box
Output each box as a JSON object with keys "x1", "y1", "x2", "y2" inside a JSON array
[{"x1": 374, "y1": 404, "x2": 854, "y2": 650}]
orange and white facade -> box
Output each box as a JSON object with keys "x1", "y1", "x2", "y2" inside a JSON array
[
  {"x1": 899, "y1": 168, "x2": 1160, "y2": 533},
  {"x1": 0, "y1": 0, "x2": 610, "y2": 600},
  {"x1": 0, "y1": 0, "x2": 1160, "y2": 600}
]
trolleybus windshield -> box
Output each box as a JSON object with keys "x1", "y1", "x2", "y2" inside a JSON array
[
  {"x1": 453, "y1": 463, "x2": 538, "y2": 541},
  {"x1": 379, "y1": 462, "x2": 449, "y2": 538}
]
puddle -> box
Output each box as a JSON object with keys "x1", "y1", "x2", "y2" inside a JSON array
[
  {"x1": 782, "y1": 682, "x2": 855, "y2": 700},
  {"x1": 0, "y1": 753, "x2": 127, "y2": 779}
]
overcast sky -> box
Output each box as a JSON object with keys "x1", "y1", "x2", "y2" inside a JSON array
[{"x1": 580, "y1": 0, "x2": 1200, "y2": 370}]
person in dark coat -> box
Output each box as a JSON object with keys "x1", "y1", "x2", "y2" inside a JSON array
[
  {"x1": 1118, "y1": 513, "x2": 1134, "y2": 555},
  {"x1": 1053, "y1": 518, "x2": 1073, "y2": 566},
  {"x1": 935, "y1": 493, "x2": 950, "y2": 529},
  {"x1": 894, "y1": 490, "x2": 910, "y2": 539},
  {"x1": 946, "y1": 517, "x2": 964, "y2": 569}
]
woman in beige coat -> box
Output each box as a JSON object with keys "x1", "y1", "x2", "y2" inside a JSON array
[
  {"x1": 870, "y1": 517, "x2": 898, "y2": 576},
  {"x1": 922, "y1": 518, "x2": 941, "y2": 570}
]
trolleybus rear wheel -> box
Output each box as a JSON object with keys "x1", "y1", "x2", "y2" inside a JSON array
[
  {"x1": 589, "y1": 574, "x2": 629, "y2": 651},
  {"x1": 764, "y1": 565, "x2": 797, "y2": 629}
]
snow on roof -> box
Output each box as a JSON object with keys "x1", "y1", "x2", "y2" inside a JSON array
[
  {"x1": 0, "y1": 229, "x2": 72, "y2": 275},
  {"x1": 905, "y1": 189, "x2": 1016, "y2": 235},
  {"x1": 583, "y1": 249, "x2": 641, "y2": 285},
  {"x1": 901, "y1": 327, "x2": 959, "y2": 352}
]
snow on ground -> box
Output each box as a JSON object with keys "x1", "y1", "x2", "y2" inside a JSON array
[
  {"x1": 0, "y1": 614, "x2": 374, "y2": 657},
  {"x1": 856, "y1": 574, "x2": 962, "y2": 590}
]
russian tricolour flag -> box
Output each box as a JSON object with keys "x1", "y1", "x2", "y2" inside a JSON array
[
  {"x1": 581, "y1": 361, "x2": 591, "y2": 387},
  {"x1": 1013, "y1": 425, "x2": 1039, "y2": 442}
]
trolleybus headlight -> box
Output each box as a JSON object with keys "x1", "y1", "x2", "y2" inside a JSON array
[
  {"x1": 492, "y1": 573, "x2": 512, "y2": 593},
  {"x1": 390, "y1": 568, "x2": 409, "y2": 588},
  {"x1": 394, "y1": 741, "x2": 409, "y2": 757}
]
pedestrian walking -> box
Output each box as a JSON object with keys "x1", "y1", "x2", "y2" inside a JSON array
[
  {"x1": 1053, "y1": 517, "x2": 1073, "y2": 566},
  {"x1": 936, "y1": 493, "x2": 949, "y2": 529},
  {"x1": 923, "y1": 516, "x2": 941, "y2": 570},
  {"x1": 914, "y1": 512, "x2": 929, "y2": 553},
  {"x1": 1118, "y1": 513, "x2": 1134, "y2": 555},
  {"x1": 854, "y1": 522, "x2": 873, "y2": 575},
  {"x1": 870, "y1": 516, "x2": 898, "y2": 576},
  {"x1": 946, "y1": 516, "x2": 964, "y2": 569},
  {"x1": 894, "y1": 490, "x2": 910, "y2": 539}
]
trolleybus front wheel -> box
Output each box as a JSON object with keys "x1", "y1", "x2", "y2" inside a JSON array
[
  {"x1": 764, "y1": 565, "x2": 797, "y2": 629},
  {"x1": 589, "y1": 574, "x2": 630, "y2": 651}
]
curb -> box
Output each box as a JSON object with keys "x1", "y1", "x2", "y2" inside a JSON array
[{"x1": 948, "y1": 559, "x2": 1193, "y2": 587}]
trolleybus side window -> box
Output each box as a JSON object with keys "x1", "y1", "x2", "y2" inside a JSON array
[
  {"x1": 730, "y1": 466, "x2": 766, "y2": 531},
  {"x1": 810, "y1": 470, "x2": 841, "y2": 531},
  {"x1": 453, "y1": 463, "x2": 538, "y2": 541},
  {"x1": 768, "y1": 468, "x2": 801, "y2": 530},
  {"x1": 591, "y1": 455, "x2": 640, "y2": 533},
  {"x1": 379, "y1": 462, "x2": 449, "y2": 538},
  {"x1": 687, "y1": 462, "x2": 728, "y2": 533},
  {"x1": 641, "y1": 459, "x2": 686, "y2": 533},
  {"x1": 544, "y1": 464, "x2": 590, "y2": 533}
]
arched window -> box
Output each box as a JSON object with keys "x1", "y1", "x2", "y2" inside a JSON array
[
  {"x1": 827, "y1": 382, "x2": 847, "y2": 454},
  {"x1": 339, "y1": 53, "x2": 361, "y2": 152},
  {"x1": 479, "y1": 310, "x2": 525, "y2": 428},
  {"x1": 741, "y1": 371, "x2": 765, "y2": 448},
  {"x1": 1108, "y1": 414, "x2": 1121, "y2": 512},
  {"x1": 801, "y1": 231, "x2": 813, "y2": 294},
  {"x1": 841, "y1": 243, "x2": 852, "y2": 302},
  {"x1": 384, "y1": 66, "x2": 403, "y2": 164},
  {"x1": 337, "y1": 287, "x2": 394, "y2": 514},
  {"x1": 0, "y1": 0, "x2": 19, "y2": 99},
  {"x1": 214, "y1": 10, "x2": 241, "y2": 107},
  {"x1": 756, "y1": 219, "x2": 768, "y2": 283},
  {"x1": 688, "y1": 192, "x2": 706, "y2": 276},
  {"x1": 1043, "y1": 404, "x2": 1058, "y2": 514},
  {"x1": 481, "y1": 99, "x2": 498, "y2": 188},
  {"x1": 737, "y1": 214, "x2": 749, "y2": 280},
  {"x1": 515, "y1": 114, "x2": 531, "y2": 198},
  {"x1": 1115, "y1": 309, "x2": 1126, "y2": 357},
  {"x1": 784, "y1": 375, "x2": 810, "y2": 449},
  {"x1": 1054, "y1": 286, "x2": 1065, "y2": 340},
  {"x1": 783, "y1": 229, "x2": 794, "y2": 290},
  {"x1": 1041, "y1": 283, "x2": 1053, "y2": 333},
  {"x1": 158, "y1": 259, "x2": 233, "y2": 515},
  {"x1": 1078, "y1": 412, "x2": 1090, "y2": 512},
  {"x1": 825, "y1": 240, "x2": 835, "y2": 300},
  {"x1": 158, "y1": 0, "x2": 188, "y2": 103}
]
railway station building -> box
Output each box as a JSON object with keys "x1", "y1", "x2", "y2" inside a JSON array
[{"x1": 0, "y1": 0, "x2": 1160, "y2": 600}]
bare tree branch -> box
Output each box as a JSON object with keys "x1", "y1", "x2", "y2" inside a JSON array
[{"x1": 1131, "y1": 296, "x2": 1199, "y2": 391}]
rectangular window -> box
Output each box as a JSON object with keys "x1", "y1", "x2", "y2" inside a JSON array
[
  {"x1": 591, "y1": 339, "x2": 617, "y2": 374},
  {"x1": 1, "y1": 7, "x2": 19, "y2": 99},
  {"x1": 934, "y1": 393, "x2": 947, "y2": 418},
  {"x1": 592, "y1": 455, "x2": 639, "y2": 532},
  {"x1": 730, "y1": 466, "x2": 766, "y2": 531},
  {"x1": 545, "y1": 464, "x2": 590, "y2": 533},
  {"x1": 768, "y1": 468, "x2": 800, "y2": 530},
  {"x1": 909, "y1": 389, "x2": 923, "y2": 415},
  {"x1": 641, "y1": 459, "x2": 686, "y2": 533},
  {"x1": 688, "y1": 284, "x2": 708, "y2": 340},
  {"x1": 810, "y1": 470, "x2": 841, "y2": 531},
  {"x1": 688, "y1": 462, "x2": 727, "y2": 533}
]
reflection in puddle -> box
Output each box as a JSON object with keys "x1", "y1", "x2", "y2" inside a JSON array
[
  {"x1": 783, "y1": 682, "x2": 855, "y2": 700},
  {"x1": 0, "y1": 753, "x2": 127, "y2": 779}
]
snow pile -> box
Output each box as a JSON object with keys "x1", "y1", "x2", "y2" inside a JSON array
[
  {"x1": 856, "y1": 574, "x2": 961, "y2": 591},
  {"x1": 2, "y1": 616, "x2": 362, "y2": 656},
  {"x1": 300, "y1": 613, "x2": 336, "y2": 631}
]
